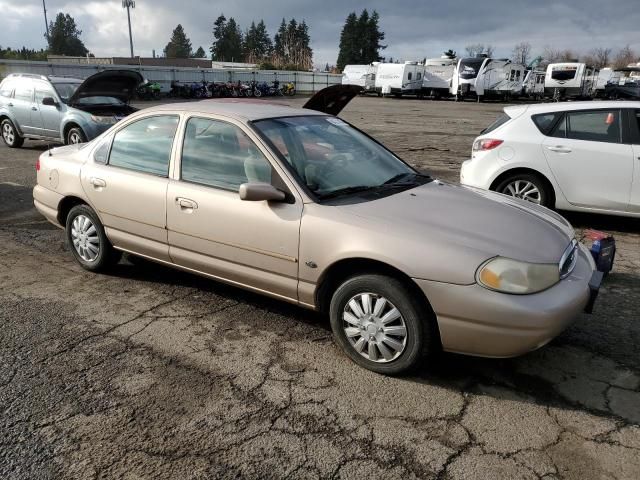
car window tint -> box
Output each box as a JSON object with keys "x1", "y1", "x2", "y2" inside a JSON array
[
  {"x1": 109, "y1": 115, "x2": 178, "y2": 176},
  {"x1": 14, "y1": 84, "x2": 34, "y2": 102},
  {"x1": 550, "y1": 115, "x2": 567, "y2": 138},
  {"x1": 94, "y1": 136, "x2": 112, "y2": 165},
  {"x1": 481, "y1": 113, "x2": 511, "y2": 134},
  {"x1": 181, "y1": 117, "x2": 272, "y2": 190},
  {"x1": 0, "y1": 79, "x2": 14, "y2": 98},
  {"x1": 566, "y1": 110, "x2": 621, "y2": 143},
  {"x1": 532, "y1": 112, "x2": 562, "y2": 135}
]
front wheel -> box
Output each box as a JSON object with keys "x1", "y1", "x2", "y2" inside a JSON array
[
  {"x1": 329, "y1": 274, "x2": 435, "y2": 375},
  {"x1": 66, "y1": 204, "x2": 121, "y2": 272},
  {"x1": 494, "y1": 173, "x2": 551, "y2": 208},
  {"x1": 1, "y1": 119, "x2": 24, "y2": 148},
  {"x1": 66, "y1": 127, "x2": 87, "y2": 145}
]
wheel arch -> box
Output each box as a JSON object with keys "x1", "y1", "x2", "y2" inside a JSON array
[
  {"x1": 489, "y1": 167, "x2": 557, "y2": 208},
  {"x1": 57, "y1": 195, "x2": 89, "y2": 226},
  {"x1": 0, "y1": 113, "x2": 23, "y2": 135},
  {"x1": 61, "y1": 121, "x2": 83, "y2": 144}
]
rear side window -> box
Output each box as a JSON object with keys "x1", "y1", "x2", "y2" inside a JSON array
[
  {"x1": 481, "y1": 113, "x2": 511, "y2": 134},
  {"x1": 0, "y1": 79, "x2": 14, "y2": 98},
  {"x1": 566, "y1": 110, "x2": 621, "y2": 143},
  {"x1": 14, "y1": 84, "x2": 34, "y2": 102},
  {"x1": 109, "y1": 115, "x2": 179, "y2": 176},
  {"x1": 532, "y1": 112, "x2": 563, "y2": 135}
]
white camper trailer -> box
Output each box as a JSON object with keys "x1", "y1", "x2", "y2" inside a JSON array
[
  {"x1": 522, "y1": 70, "x2": 545, "y2": 99},
  {"x1": 422, "y1": 56, "x2": 456, "y2": 98},
  {"x1": 475, "y1": 59, "x2": 527, "y2": 100},
  {"x1": 451, "y1": 57, "x2": 486, "y2": 99},
  {"x1": 544, "y1": 63, "x2": 598, "y2": 100},
  {"x1": 363, "y1": 62, "x2": 380, "y2": 94},
  {"x1": 375, "y1": 61, "x2": 424, "y2": 96},
  {"x1": 594, "y1": 68, "x2": 615, "y2": 98},
  {"x1": 342, "y1": 65, "x2": 368, "y2": 87}
]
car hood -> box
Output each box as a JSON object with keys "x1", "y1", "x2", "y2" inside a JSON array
[
  {"x1": 340, "y1": 181, "x2": 575, "y2": 265},
  {"x1": 69, "y1": 70, "x2": 144, "y2": 106}
]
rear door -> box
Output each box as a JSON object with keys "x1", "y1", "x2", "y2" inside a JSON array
[
  {"x1": 541, "y1": 108, "x2": 633, "y2": 212},
  {"x1": 11, "y1": 82, "x2": 36, "y2": 135},
  {"x1": 81, "y1": 114, "x2": 180, "y2": 260},
  {"x1": 630, "y1": 109, "x2": 640, "y2": 213}
]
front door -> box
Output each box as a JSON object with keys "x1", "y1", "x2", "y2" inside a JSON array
[
  {"x1": 34, "y1": 81, "x2": 62, "y2": 138},
  {"x1": 542, "y1": 108, "x2": 633, "y2": 212},
  {"x1": 166, "y1": 116, "x2": 302, "y2": 301},
  {"x1": 81, "y1": 114, "x2": 180, "y2": 260},
  {"x1": 630, "y1": 109, "x2": 640, "y2": 213}
]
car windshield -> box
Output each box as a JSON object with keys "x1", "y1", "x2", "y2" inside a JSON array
[
  {"x1": 52, "y1": 82, "x2": 81, "y2": 104},
  {"x1": 252, "y1": 115, "x2": 430, "y2": 201}
]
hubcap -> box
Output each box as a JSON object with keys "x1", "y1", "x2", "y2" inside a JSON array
[
  {"x1": 503, "y1": 180, "x2": 541, "y2": 204},
  {"x1": 342, "y1": 293, "x2": 408, "y2": 363},
  {"x1": 69, "y1": 132, "x2": 82, "y2": 144},
  {"x1": 71, "y1": 215, "x2": 100, "y2": 262},
  {"x1": 2, "y1": 123, "x2": 15, "y2": 144}
]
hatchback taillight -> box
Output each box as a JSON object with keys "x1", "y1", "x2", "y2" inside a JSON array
[
  {"x1": 36, "y1": 158, "x2": 40, "y2": 171},
  {"x1": 473, "y1": 139, "x2": 504, "y2": 151}
]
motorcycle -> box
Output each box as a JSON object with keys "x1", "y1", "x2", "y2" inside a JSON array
[
  {"x1": 281, "y1": 82, "x2": 296, "y2": 96},
  {"x1": 137, "y1": 81, "x2": 162, "y2": 100}
]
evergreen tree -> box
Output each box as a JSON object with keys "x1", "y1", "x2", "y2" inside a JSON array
[
  {"x1": 210, "y1": 14, "x2": 227, "y2": 60},
  {"x1": 0, "y1": 46, "x2": 48, "y2": 61},
  {"x1": 194, "y1": 46, "x2": 206, "y2": 58},
  {"x1": 255, "y1": 20, "x2": 273, "y2": 58},
  {"x1": 273, "y1": 18, "x2": 287, "y2": 59},
  {"x1": 336, "y1": 12, "x2": 358, "y2": 71},
  {"x1": 164, "y1": 24, "x2": 192, "y2": 58},
  {"x1": 336, "y1": 10, "x2": 385, "y2": 70},
  {"x1": 47, "y1": 13, "x2": 88, "y2": 56},
  {"x1": 243, "y1": 20, "x2": 273, "y2": 63},
  {"x1": 224, "y1": 18, "x2": 244, "y2": 62},
  {"x1": 364, "y1": 10, "x2": 385, "y2": 63}
]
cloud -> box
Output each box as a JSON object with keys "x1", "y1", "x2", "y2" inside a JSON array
[{"x1": 1, "y1": 0, "x2": 638, "y2": 65}]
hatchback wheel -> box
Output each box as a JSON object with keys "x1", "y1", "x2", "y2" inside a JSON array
[
  {"x1": 66, "y1": 204, "x2": 121, "y2": 271},
  {"x1": 66, "y1": 127, "x2": 87, "y2": 145},
  {"x1": 329, "y1": 274, "x2": 435, "y2": 375},
  {"x1": 1, "y1": 119, "x2": 24, "y2": 148},
  {"x1": 495, "y1": 173, "x2": 551, "y2": 208}
]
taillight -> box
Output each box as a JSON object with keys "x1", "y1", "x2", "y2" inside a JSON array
[
  {"x1": 36, "y1": 158, "x2": 40, "y2": 171},
  {"x1": 473, "y1": 139, "x2": 504, "y2": 151}
]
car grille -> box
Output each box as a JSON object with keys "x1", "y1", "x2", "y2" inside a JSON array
[{"x1": 559, "y1": 239, "x2": 579, "y2": 279}]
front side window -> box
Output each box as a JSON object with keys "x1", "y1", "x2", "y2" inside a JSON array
[
  {"x1": 14, "y1": 84, "x2": 34, "y2": 102},
  {"x1": 52, "y1": 82, "x2": 81, "y2": 104},
  {"x1": 35, "y1": 84, "x2": 56, "y2": 104},
  {"x1": 566, "y1": 110, "x2": 621, "y2": 143},
  {"x1": 253, "y1": 115, "x2": 427, "y2": 200},
  {"x1": 109, "y1": 115, "x2": 179, "y2": 176},
  {"x1": 181, "y1": 117, "x2": 272, "y2": 190}
]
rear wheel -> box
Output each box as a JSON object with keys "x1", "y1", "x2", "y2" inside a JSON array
[
  {"x1": 329, "y1": 274, "x2": 435, "y2": 375},
  {"x1": 495, "y1": 173, "x2": 551, "y2": 208},
  {"x1": 66, "y1": 204, "x2": 121, "y2": 272},
  {"x1": 66, "y1": 127, "x2": 87, "y2": 145},
  {"x1": 1, "y1": 119, "x2": 24, "y2": 148}
]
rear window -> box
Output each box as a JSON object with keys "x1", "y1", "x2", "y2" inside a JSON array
[
  {"x1": 532, "y1": 112, "x2": 563, "y2": 135},
  {"x1": 0, "y1": 79, "x2": 15, "y2": 98},
  {"x1": 481, "y1": 113, "x2": 511, "y2": 134}
]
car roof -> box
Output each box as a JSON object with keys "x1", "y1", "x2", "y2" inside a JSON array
[
  {"x1": 48, "y1": 76, "x2": 83, "y2": 83},
  {"x1": 506, "y1": 101, "x2": 640, "y2": 117},
  {"x1": 141, "y1": 99, "x2": 327, "y2": 121}
]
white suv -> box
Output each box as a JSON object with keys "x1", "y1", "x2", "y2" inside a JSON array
[{"x1": 460, "y1": 101, "x2": 640, "y2": 218}]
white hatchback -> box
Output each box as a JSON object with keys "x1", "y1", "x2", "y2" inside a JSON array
[{"x1": 460, "y1": 101, "x2": 640, "y2": 217}]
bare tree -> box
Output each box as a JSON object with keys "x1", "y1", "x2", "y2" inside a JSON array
[
  {"x1": 512, "y1": 42, "x2": 532, "y2": 65},
  {"x1": 613, "y1": 45, "x2": 637, "y2": 69},
  {"x1": 465, "y1": 43, "x2": 484, "y2": 57},
  {"x1": 590, "y1": 47, "x2": 612, "y2": 68},
  {"x1": 542, "y1": 46, "x2": 562, "y2": 65},
  {"x1": 484, "y1": 45, "x2": 495, "y2": 57}
]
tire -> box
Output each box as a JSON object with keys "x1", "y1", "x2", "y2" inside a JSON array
[
  {"x1": 329, "y1": 274, "x2": 436, "y2": 375},
  {"x1": 65, "y1": 204, "x2": 121, "y2": 272},
  {"x1": 66, "y1": 127, "x2": 87, "y2": 145},
  {"x1": 1, "y1": 118, "x2": 24, "y2": 148},
  {"x1": 494, "y1": 173, "x2": 552, "y2": 208},
  {"x1": 254, "y1": 89, "x2": 262, "y2": 97}
]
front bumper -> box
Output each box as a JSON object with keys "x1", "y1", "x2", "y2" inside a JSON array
[{"x1": 415, "y1": 244, "x2": 597, "y2": 358}]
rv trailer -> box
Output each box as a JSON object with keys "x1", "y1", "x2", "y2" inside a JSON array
[
  {"x1": 451, "y1": 56, "x2": 486, "y2": 100},
  {"x1": 375, "y1": 61, "x2": 424, "y2": 97},
  {"x1": 421, "y1": 56, "x2": 456, "y2": 98},
  {"x1": 544, "y1": 63, "x2": 599, "y2": 100},
  {"x1": 522, "y1": 70, "x2": 546, "y2": 99},
  {"x1": 474, "y1": 59, "x2": 526, "y2": 100},
  {"x1": 604, "y1": 65, "x2": 640, "y2": 100},
  {"x1": 342, "y1": 65, "x2": 369, "y2": 87},
  {"x1": 364, "y1": 62, "x2": 380, "y2": 94}
]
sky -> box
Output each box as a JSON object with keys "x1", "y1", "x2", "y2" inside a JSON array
[{"x1": 1, "y1": 0, "x2": 639, "y2": 66}]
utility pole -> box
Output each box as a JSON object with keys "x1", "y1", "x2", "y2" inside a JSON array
[
  {"x1": 42, "y1": 0, "x2": 50, "y2": 46},
  {"x1": 122, "y1": 1, "x2": 135, "y2": 58}
]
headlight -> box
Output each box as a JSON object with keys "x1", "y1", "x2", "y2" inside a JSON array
[
  {"x1": 91, "y1": 115, "x2": 116, "y2": 125},
  {"x1": 476, "y1": 257, "x2": 559, "y2": 294}
]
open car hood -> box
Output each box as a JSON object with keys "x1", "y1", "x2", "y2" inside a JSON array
[
  {"x1": 68, "y1": 70, "x2": 144, "y2": 106},
  {"x1": 303, "y1": 84, "x2": 363, "y2": 116}
]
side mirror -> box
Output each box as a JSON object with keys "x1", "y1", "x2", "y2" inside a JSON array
[
  {"x1": 239, "y1": 182, "x2": 286, "y2": 202},
  {"x1": 42, "y1": 97, "x2": 58, "y2": 107}
]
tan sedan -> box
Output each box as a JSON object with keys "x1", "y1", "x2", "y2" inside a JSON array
[{"x1": 33, "y1": 86, "x2": 601, "y2": 374}]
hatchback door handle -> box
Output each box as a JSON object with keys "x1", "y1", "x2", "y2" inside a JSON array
[
  {"x1": 90, "y1": 177, "x2": 106, "y2": 188},
  {"x1": 176, "y1": 197, "x2": 198, "y2": 210},
  {"x1": 546, "y1": 145, "x2": 572, "y2": 153}
]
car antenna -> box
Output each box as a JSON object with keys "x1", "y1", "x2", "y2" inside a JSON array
[{"x1": 47, "y1": 142, "x2": 52, "y2": 156}]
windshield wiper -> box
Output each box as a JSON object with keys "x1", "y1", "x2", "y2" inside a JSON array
[
  {"x1": 383, "y1": 172, "x2": 431, "y2": 185},
  {"x1": 317, "y1": 185, "x2": 377, "y2": 200}
]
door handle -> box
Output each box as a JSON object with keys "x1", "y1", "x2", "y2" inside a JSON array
[
  {"x1": 90, "y1": 177, "x2": 106, "y2": 188},
  {"x1": 176, "y1": 197, "x2": 198, "y2": 210},
  {"x1": 31, "y1": 106, "x2": 38, "y2": 111},
  {"x1": 7, "y1": 103, "x2": 13, "y2": 107},
  {"x1": 546, "y1": 145, "x2": 572, "y2": 153}
]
